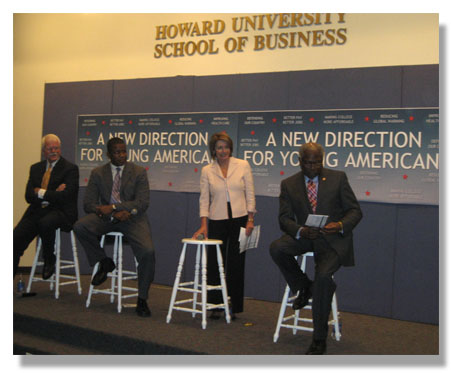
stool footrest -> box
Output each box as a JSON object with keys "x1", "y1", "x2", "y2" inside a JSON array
[
  {"x1": 176, "y1": 287, "x2": 201, "y2": 294},
  {"x1": 173, "y1": 306, "x2": 203, "y2": 314},
  {"x1": 58, "y1": 280, "x2": 79, "y2": 287}
]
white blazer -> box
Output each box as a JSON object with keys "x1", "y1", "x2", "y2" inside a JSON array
[{"x1": 199, "y1": 157, "x2": 256, "y2": 220}]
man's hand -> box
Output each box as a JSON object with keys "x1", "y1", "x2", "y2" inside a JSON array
[
  {"x1": 96, "y1": 205, "x2": 114, "y2": 217},
  {"x1": 321, "y1": 222, "x2": 341, "y2": 234},
  {"x1": 112, "y1": 210, "x2": 131, "y2": 222},
  {"x1": 300, "y1": 226, "x2": 321, "y2": 240}
]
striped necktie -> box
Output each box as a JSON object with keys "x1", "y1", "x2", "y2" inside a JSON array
[
  {"x1": 110, "y1": 167, "x2": 121, "y2": 203},
  {"x1": 307, "y1": 179, "x2": 317, "y2": 213}
]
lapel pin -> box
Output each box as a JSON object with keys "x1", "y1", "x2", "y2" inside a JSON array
[{"x1": 322, "y1": 177, "x2": 326, "y2": 181}]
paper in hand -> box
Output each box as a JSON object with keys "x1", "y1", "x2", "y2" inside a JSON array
[
  {"x1": 305, "y1": 214, "x2": 329, "y2": 228},
  {"x1": 239, "y1": 225, "x2": 261, "y2": 253}
]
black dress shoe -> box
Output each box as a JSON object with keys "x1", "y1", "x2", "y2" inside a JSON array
[
  {"x1": 136, "y1": 297, "x2": 151, "y2": 317},
  {"x1": 293, "y1": 286, "x2": 312, "y2": 310},
  {"x1": 91, "y1": 258, "x2": 115, "y2": 286},
  {"x1": 209, "y1": 310, "x2": 222, "y2": 320},
  {"x1": 306, "y1": 339, "x2": 327, "y2": 355},
  {"x1": 42, "y1": 260, "x2": 55, "y2": 280}
]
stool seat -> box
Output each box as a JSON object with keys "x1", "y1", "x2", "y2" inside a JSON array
[
  {"x1": 86, "y1": 232, "x2": 138, "y2": 313},
  {"x1": 181, "y1": 238, "x2": 223, "y2": 245},
  {"x1": 273, "y1": 252, "x2": 341, "y2": 342},
  {"x1": 26, "y1": 228, "x2": 82, "y2": 299},
  {"x1": 166, "y1": 238, "x2": 231, "y2": 329}
]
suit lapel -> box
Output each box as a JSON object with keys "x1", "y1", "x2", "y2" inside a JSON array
[
  {"x1": 120, "y1": 162, "x2": 132, "y2": 195},
  {"x1": 38, "y1": 160, "x2": 47, "y2": 180},
  {"x1": 297, "y1": 172, "x2": 312, "y2": 213},
  {"x1": 226, "y1": 157, "x2": 238, "y2": 178},
  {"x1": 102, "y1": 164, "x2": 113, "y2": 200},
  {"x1": 316, "y1": 170, "x2": 328, "y2": 213},
  {"x1": 212, "y1": 160, "x2": 225, "y2": 179}
]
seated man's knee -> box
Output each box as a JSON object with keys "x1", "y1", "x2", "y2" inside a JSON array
[
  {"x1": 73, "y1": 220, "x2": 83, "y2": 234},
  {"x1": 269, "y1": 239, "x2": 283, "y2": 260},
  {"x1": 314, "y1": 272, "x2": 336, "y2": 291},
  {"x1": 36, "y1": 218, "x2": 56, "y2": 235}
]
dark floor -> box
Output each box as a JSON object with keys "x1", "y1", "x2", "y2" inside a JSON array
[{"x1": 13, "y1": 274, "x2": 440, "y2": 360}]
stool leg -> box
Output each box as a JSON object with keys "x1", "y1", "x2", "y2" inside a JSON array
[
  {"x1": 273, "y1": 283, "x2": 291, "y2": 343},
  {"x1": 110, "y1": 237, "x2": 118, "y2": 304},
  {"x1": 201, "y1": 244, "x2": 208, "y2": 330},
  {"x1": 215, "y1": 244, "x2": 231, "y2": 323},
  {"x1": 192, "y1": 243, "x2": 201, "y2": 317},
  {"x1": 331, "y1": 293, "x2": 341, "y2": 341},
  {"x1": 70, "y1": 231, "x2": 82, "y2": 295},
  {"x1": 292, "y1": 306, "x2": 301, "y2": 335},
  {"x1": 26, "y1": 238, "x2": 42, "y2": 293},
  {"x1": 117, "y1": 237, "x2": 123, "y2": 313},
  {"x1": 86, "y1": 263, "x2": 98, "y2": 308},
  {"x1": 54, "y1": 229, "x2": 61, "y2": 299},
  {"x1": 166, "y1": 243, "x2": 188, "y2": 324}
]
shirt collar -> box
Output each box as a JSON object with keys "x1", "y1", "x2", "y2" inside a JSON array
[
  {"x1": 110, "y1": 163, "x2": 125, "y2": 174},
  {"x1": 47, "y1": 158, "x2": 59, "y2": 169},
  {"x1": 304, "y1": 175, "x2": 319, "y2": 183}
]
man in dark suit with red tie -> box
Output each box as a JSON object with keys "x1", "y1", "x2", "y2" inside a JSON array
[
  {"x1": 270, "y1": 142, "x2": 362, "y2": 354},
  {"x1": 14, "y1": 134, "x2": 79, "y2": 279}
]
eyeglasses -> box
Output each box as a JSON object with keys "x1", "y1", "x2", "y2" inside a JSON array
[{"x1": 45, "y1": 146, "x2": 60, "y2": 152}]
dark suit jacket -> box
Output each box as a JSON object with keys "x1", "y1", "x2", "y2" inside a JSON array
[
  {"x1": 83, "y1": 161, "x2": 150, "y2": 218},
  {"x1": 24, "y1": 157, "x2": 79, "y2": 224},
  {"x1": 279, "y1": 168, "x2": 362, "y2": 266}
]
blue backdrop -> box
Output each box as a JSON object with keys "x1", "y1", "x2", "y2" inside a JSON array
[{"x1": 41, "y1": 65, "x2": 439, "y2": 324}]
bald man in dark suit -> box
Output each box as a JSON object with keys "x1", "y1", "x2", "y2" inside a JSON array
[{"x1": 270, "y1": 142, "x2": 362, "y2": 354}]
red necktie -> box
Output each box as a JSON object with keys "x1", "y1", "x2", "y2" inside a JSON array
[{"x1": 307, "y1": 180, "x2": 317, "y2": 213}]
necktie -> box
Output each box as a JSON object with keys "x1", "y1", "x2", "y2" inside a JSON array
[
  {"x1": 307, "y1": 179, "x2": 317, "y2": 213},
  {"x1": 41, "y1": 164, "x2": 53, "y2": 189},
  {"x1": 110, "y1": 167, "x2": 122, "y2": 203}
]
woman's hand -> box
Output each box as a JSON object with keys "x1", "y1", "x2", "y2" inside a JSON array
[
  {"x1": 245, "y1": 220, "x2": 254, "y2": 236},
  {"x1": 192, "y1": 227, "x2": 208, "y2": 239}
]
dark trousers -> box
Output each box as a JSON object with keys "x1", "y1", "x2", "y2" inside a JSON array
[
  {"x1": 270, "y1": 234, "x2": 341, "y2": 340},
  {"x1": 13, "y1": 207, "x2": 71, "y2": 277},
  {"x1": 73, "y1": 213, "x2": 155, "y2": 300},
  {"x1": 207, "y1": 207, "x2": 247, "y2": 314}
]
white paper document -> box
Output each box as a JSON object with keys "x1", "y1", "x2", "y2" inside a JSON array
[
  {"x1": 305, "y1": 214, "x2": 329, "y2": 228},
  {"x1": 239, "y1": 225, "x2": 261, "y2": 253}
]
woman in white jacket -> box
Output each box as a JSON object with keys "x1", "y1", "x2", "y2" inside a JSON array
[{"x1": 193, "y1": 132, "x2": 256, "y2": 320}]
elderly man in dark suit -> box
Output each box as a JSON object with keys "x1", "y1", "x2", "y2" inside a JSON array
[
  {"x1": 74, "y1": 137, "x2": 155, "y2": 317},
  {"x1": 14, "y1": 134, "x2": 79, "y2": 279},
  {"x1": 270, "y1": 142, "x2": 362, "y2": 355}
]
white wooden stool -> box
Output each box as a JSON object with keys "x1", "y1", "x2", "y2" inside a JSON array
[
  {"x1": 26, "y1": 228, "x2": 82, "y2": 299},
  {"x1": 273, "y1": 252, "x2": 341, "y2": 342},
  {"x1": 166, "y1": 238, "x2": 231, "y2": 329},
  {"x1": 86, "y1": 232, "x2": 138, "y2": 313}
]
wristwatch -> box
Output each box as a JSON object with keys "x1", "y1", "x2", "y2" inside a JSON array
[{"x1": 112, "y1": 204, "x2": 117, "y2": 211}]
